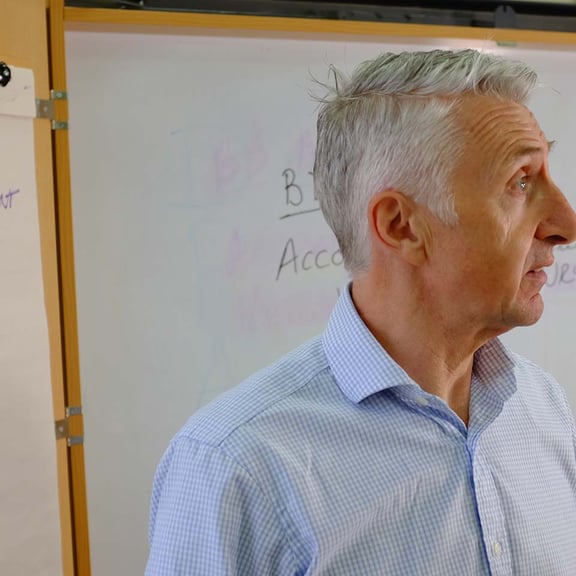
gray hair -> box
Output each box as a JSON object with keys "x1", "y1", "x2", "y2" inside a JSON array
[{"x1": 313, "y1": 49, "x2": 538, "y2": 275}]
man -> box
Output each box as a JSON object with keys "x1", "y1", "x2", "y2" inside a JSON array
[{"x1": 146, "y1": 49, "x2": 576, "y2": 575}]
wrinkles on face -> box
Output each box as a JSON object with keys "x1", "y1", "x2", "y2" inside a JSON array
[
  {"x1": 458, "y1": 97, "x2": 547, "y2": 191},
  {"x1": 453, "y1": 98, "x2": 550, "y2": 234}
]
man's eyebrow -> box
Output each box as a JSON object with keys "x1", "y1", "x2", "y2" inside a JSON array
[{"x1": 507, "y1": 140, "x2": 556, "y2": 162}]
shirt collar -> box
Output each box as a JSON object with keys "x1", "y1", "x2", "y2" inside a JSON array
[
  {"x1": 322, "y1": 283, "x2": 517, "y2": 404},
  {"x1": 322, "y1": 283, "x2": 415, "y2": 403},
  {"x1": 472, "y1": 337, "x2": 517, "y2": 402}
]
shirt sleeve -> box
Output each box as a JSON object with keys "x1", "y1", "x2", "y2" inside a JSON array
[{"x1": 145, "y1": 436, "x2": 299, "y2": 575}]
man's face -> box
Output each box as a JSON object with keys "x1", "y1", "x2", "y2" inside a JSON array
[{"x1": 428, "y1": 95, "x2": 576, "y2": 335}]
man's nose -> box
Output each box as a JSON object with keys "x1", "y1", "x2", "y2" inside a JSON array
[{"x1": 536, "y1": 183, "x2": 576, "y2": 246}]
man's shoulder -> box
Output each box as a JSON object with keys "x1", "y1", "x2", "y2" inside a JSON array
[
  {"x1": 175, "y1": 335, "x2": 330, "y2": 448},
  {"x1": 508, "y1": 350, "x2": 575, "y2": 428},
  {"x1": 509, "y1": 350, "x2": 561, "y2": 388}
]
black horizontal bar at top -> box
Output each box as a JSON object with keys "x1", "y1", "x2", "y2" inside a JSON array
[{"x1": 64, "y1": 0, "x2": 576, "y2": 34}]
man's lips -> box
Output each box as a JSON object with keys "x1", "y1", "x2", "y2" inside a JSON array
[
  {"x1": 527, "y1": 258, "x2": 555, "y2": 274},
  {"x1": 526, "y1": 269, "x2": 547, "y2": 282},
  {"x1": 525, "y1": 259, "x2": 554, "y2": 282}
]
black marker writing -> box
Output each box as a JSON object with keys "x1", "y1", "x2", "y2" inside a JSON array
[
  {"x1": 280, "y1": 169, "x2": 319, "y2": 220},
  {"x1": 0, "y1": 187, "x2": 20, "y2": 209},
  {"x1": 276, "y1": 237, "x2": 343, "y2": 281},
  {"x1": 283, "y1": 168, "x2": 303, "y2": 207},
  {"x1": 546, "y1": 261, "x2": 576, "y2": 287}
]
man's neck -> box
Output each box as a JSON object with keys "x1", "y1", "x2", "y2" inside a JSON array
[{"x1": 350, "y1": 279, "x2": 492, "y2": 426}]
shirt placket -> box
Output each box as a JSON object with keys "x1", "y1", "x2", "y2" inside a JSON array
[
  {"x1": 467, "y1": 432, "x2": 513, "y2": 576},
  {"x1": 399, "y1": 381, "x2": 516, "y2": 576}
]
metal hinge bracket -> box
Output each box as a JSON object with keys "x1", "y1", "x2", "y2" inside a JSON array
[
  {"x1": 36, "y1": 90, "x2": 68, "y2": 130},
  {"x1": 55, "y1": 405, "x2": 83, "y2": 446}
]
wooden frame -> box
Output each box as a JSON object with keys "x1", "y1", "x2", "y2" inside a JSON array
[
  {"x1": 48, "y1": 1, "x2": 91, "y2": 575},
  {"x1": 64, "y1": 7, "x2": 576, "y2": 45},
  {"x1": 47, "y1": 5, "x2": 576, "y2": 575}
]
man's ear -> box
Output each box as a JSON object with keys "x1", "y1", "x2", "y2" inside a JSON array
[{"x1": 368, "y1": 189, "x2": 428, "y2": 266}]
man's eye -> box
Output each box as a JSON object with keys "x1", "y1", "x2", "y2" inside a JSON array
[{"x1": 516, "y1": 175, "x2": 530, "y2": 192}]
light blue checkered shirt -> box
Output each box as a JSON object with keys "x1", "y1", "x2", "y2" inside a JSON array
[{"x1": 146, "y1": 285, "x2": 576, "y2": 575}]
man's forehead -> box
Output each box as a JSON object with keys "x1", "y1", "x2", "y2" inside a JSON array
[
  {"x1": 461, "y1": 95, "x2": 538, "y2": 129},
  {"x1": 458, "y1": 96, "x2": 549, "y2": 160}
]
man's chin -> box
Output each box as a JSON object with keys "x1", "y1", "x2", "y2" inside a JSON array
[{"x1": 508, "y1": 294, "x2": 545, "y2": 328}]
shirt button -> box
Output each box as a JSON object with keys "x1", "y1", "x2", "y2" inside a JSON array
[
  {"x1": 492, "y1": 541, "x2": 503, "y2": 557},
  {"x1": 415, "y1": 396, "x2": 429, "y2": 407}
]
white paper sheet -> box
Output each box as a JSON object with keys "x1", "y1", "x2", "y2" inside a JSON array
[
  {"x1": 0, "y1": 67, "x2": 63, "y2": 576},
  {"x1": 0, "y1": 66, "x2": 36, "y2": 118}
]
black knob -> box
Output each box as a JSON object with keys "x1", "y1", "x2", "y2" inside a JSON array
[{"x1": 0, "y1": 62, "x2": 12, "y2": 87}]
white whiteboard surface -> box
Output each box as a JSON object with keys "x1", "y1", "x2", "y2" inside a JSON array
[{"x1": 65, "y1": 31, "x2": 576, "y2": 576}]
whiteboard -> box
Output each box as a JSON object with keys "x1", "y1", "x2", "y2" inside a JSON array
[{"x1": 65, "y1": 31, "x2": 576, "y2": 576}]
